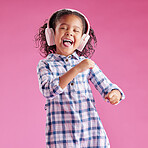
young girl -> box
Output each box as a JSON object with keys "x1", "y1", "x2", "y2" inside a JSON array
[{"x1": 35, "y1": 9, "x2": 125, "y2": 148}]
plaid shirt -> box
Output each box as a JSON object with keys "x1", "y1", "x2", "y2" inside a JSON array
[{"x1": 37, "y1": 51, "x2": 125, "y2": 148}]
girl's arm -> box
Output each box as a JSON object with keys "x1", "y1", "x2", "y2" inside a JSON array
[
  {"x1": 37, "y1": 60, "x2": 64, "y2": 99},
  {"x1": 89, "y1": 64, "x2": 125, "y2": 104},
  {"x1": 37, "y1": 59, "x2": 95, "y2": 99},
  {"x1": 59, "y1": 59, "x2": 95, "y2": 89}
]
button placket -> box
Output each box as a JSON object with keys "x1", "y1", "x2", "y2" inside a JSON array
[
  {"x1": 65, "y1": 58, "x2": 71, "y2": 72},
  {"x1": 65, "y1": 56, "x2": 74, "y2": 86},
  {"x1": 68, "y1": 55, "x2": 71, "y2": 59}
]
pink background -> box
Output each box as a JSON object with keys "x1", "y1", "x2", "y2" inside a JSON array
[{"x1": 0, "y1": 0, "x2": 148, "y2": 147}]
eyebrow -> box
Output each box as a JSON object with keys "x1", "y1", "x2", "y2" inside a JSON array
[{"x1": 60, "y1": 23, "x2": 82, "y2": 30}]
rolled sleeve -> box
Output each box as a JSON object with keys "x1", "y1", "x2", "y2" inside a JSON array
[
  {"x1": 89, "y1": 64, "x2": 125, "y2": 103},
  {"x1": 37, "y1": 60, "x2": 65, "y2": 99}
]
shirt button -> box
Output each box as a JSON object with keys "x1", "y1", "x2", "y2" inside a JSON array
[
  {"x1": 65, "y1": 59, "x2": 68, "y2": 62},
  {"x1": 71, "y1": 82, "x2": 74, "y2": 86}
]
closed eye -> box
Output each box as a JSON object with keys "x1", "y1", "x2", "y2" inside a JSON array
[
  {"x1": 59, "y1": 24, "x2": 68, "y2": 30},
  {"x1": 74, "y1": 30, "x2": 79, "y2": 32},
  {"x1": 73, "y1": 29, "x2": 80, "y2": 33},
  {"x1": 60, "y1": 27, "x2": 67, "y2": 30}
]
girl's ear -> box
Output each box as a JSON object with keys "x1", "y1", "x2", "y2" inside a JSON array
[
  {"x1": 45, "y1": 28, "x2": 55, "y2": 46},
  {"x1": 77, "y1": 34, "x2": 90, "y2": 52}
]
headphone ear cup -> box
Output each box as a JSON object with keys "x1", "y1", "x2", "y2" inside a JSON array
[
  {"x1": 77, "y1": 34, "x2": 90, "y2": 52},
  {"x1": 45, "y1": 28, "x2": 55, "y2": 46}
]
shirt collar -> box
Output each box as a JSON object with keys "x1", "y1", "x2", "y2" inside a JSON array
[{"x1": 46, "y1": 51, "x2": 80, "y2": 61}]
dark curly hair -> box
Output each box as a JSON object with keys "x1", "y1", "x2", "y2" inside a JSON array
[{"x1": 34, "y1": 9, "x2": 97, "y2": 58}]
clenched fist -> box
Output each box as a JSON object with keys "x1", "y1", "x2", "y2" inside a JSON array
[
  {"x1": 105, "y1": 89, "x2": 122, "y2": 105},
  {"x1": 75, "y1": 59, "x2": 95, "y2": 73}
]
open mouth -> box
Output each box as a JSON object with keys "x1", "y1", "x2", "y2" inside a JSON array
[{"x1": 63, "y1": 39, "x2": 73, "y2": 47}]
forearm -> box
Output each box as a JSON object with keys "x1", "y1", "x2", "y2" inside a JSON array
[
  {"x1": 59, "y1": 66, "x2": 80, "y2": 89},
  {"x1": 89, "y1": 64, "x2": 125, "y2": 101}
]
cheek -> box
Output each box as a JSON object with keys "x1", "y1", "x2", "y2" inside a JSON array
[
  {"x1": 54, "y1": 32, "x2": 61, "y2": 43},
  {"x1": 75, "y1": 35, "x2": 82, "y2": 45},
  {"x1": 54, "y1": 29, "x2": 65, "y2": 41},
  {"x1": 54, "y1": 34, "x2": 58, "y2": 44}
]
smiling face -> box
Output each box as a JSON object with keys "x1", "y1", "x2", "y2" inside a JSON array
[{"x1": 54, "y1": 14, "x2": 83, "y2": 56}]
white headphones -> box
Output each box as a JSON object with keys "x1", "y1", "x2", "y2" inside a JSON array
[{"x1": 45, "y1": 9, "x2": 90, "y2": 52}]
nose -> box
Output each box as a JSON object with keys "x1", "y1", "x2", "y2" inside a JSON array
[
  {"x1": 66, "y1": 30, "x2": 73, "y2": 36},
  {"x1": 66, "y1": 32, "x2": 73, "y2": 36}
]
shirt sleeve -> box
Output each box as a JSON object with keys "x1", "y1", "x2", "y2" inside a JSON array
[
  {"x1": 37, "y1": 60, "x2": 65, "y2": 99},
  {"x1": 88, "y1": 64, "x2": 125, "y2": 104}
]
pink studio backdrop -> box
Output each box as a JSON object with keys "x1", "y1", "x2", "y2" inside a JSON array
[{"x1": 0, "y1": 0, "x2": 148, "y2": 147}]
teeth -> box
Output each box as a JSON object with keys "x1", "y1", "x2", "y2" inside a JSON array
[{"x1": 63, "y1": 39, "x2": 73, "y2": 44}]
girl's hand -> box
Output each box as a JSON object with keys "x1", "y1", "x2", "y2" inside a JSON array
[
  {"x1": 75, "y1": 59, "x2": 95, "y2": 73},
  {"x1": 105, "y1": 89, "x2": 121, "y2": 105}
]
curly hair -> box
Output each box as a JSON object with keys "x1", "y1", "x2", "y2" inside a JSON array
[{"x1": 34, "y1": 9, "x2": 97, "y2": 58}]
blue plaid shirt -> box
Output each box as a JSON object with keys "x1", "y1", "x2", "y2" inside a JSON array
[{"x1": 37, "y1": 51, "x2": 125, "y2": 148}]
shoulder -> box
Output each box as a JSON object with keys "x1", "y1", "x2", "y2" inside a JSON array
[
  {"x1": 37, "y1": 55, "x2": 51, "y2": 69},
  {"x1": 37, "y1": 53, "x2": 57, "y2": 65},
  {"x1": 37, "y1": 53, "x2": 65, "y2": 71}
]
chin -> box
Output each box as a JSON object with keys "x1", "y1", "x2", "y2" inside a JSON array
[{"x1": 63, "y1": 49, "x2": 75, "y2": 54}]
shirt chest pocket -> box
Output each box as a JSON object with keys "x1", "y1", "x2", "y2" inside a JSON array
[{"x1": 48, "y1": 62, "x2": 66, "y2": 77}]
